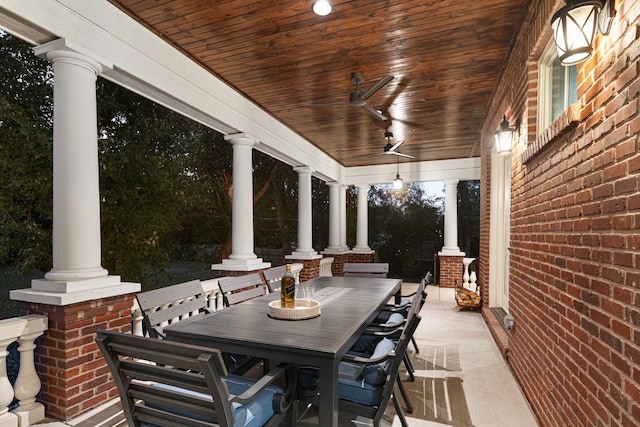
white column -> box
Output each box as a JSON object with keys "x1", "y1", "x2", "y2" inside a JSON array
[
  {"x1": 439, "y1": 178, "x2": 464, "y2": 255},
  {"x1": 216, "y1": 133, "x2": 268, "y2": 271},
  {"x1": 12, "y1": 39, "x2": 139, "y2": 306},
  {"x1": 353, "y1": 184, "x2": 372, "y2": 253},
  {"x1": 324, "y1": 182, "x2": 342, "y2": 251},
  {"x1": 44, "y1": 43, "x2": 108, "y2": 282},
  {"x1": 340, "y1": 184, "x2": 349, "y2": 251},
  {"x1": 290, "y1": 166, "x2": 318, "y2": 258}
]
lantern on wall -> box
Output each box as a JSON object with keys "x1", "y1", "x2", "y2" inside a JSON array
[{"x1": 551, "y1": 0, "x2": 616, "y2": 66}]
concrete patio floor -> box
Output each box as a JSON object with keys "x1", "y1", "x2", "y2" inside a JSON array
[{"x1": 39, "y1": 285, "x2": 539, "y2": 427}]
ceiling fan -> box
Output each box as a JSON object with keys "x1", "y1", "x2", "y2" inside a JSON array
[
  {"x1": 382, "y1": 130, "x2": 414, "y2": 158},
  {"x1": 312, "y1": 72, "x2": 393, "y2": 121},
  {"x1": 348, "y1": 72, "x2": 394, "y2": 121}
]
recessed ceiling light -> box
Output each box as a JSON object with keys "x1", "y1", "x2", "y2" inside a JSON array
[{"x1": 312, "y1": 0, "x2": 332, "y2": 16}]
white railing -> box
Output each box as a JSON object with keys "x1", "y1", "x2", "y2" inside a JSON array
[
  {"x1": 0, "y1": 314, "x2": 48, "y2": 427},
  {"x1": 319, "y1": 257, "x2": 334, "y2": 277},
  {"x1": 462, "y1": 257, "x2": 478, "y2": 292},
  {"x1": 131, "y1": 265, "x2": 305, "y2": 336}
]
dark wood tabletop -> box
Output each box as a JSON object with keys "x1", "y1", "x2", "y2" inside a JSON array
[{"x1": 164, "y1": 275, "x2": 402, "y2": 426}]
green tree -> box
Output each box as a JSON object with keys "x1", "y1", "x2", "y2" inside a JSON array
[
  {"x1": 367, "y1": 183, "x2": 443, "y2": 281},
  {"x1": 97, "y1": 78, "x2": 204, "y2": 282},
  {"x1": 0, "y1": 32, "x2": 53, "y2": 273}
]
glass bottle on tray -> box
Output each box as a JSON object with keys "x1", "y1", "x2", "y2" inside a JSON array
[{"x1": 281, "y1": 264, "x2": 295, "y2": 308}]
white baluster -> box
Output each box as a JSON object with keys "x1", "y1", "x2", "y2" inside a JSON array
[
  {"x1": 462, "y1": 257, "x2": 475, "y2": 291},
  {"x1": 470, "y1": 269, "x2": 478, "y2": 293},
  {"x1": 13, "y1": 330, "x2": 45, "y2": 426},
  {"x1": 0, "y1": 338, "x2": 17, "y2": 427},
  {"x1": 131, "y1": 307, "x2": 144, "y2": 337}
]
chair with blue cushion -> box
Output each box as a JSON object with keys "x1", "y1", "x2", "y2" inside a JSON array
[
  {"x1": 297, "y1": 314, "x2": 421, "y2": 427},
  {"x1": 96, "y1": 329, "x2": 297, "y2": 427}
]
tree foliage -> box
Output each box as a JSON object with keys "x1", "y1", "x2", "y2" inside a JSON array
[
  {"x1": 0, "y1": 33, "x2": 53, "y2": 272},
  {"x1": 367, "y1": 183, "x2": 444, "y2": 280}
]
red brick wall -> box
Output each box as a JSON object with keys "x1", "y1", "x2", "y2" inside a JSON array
[
  {"x1": 439, "y1": 255, "x2": 464, "y2": 288},
  {"x1": 17, "y1": 294, "x2": 135, "y2": 420},
  {"x1": 287, "y1": 257, "x2": 321, "y2": 282},
  {"x1": 347, "y1": 252, "x2": 375, "y2": 264},
  {"x1": 480, "y1": 0, "x2": 640, "y2": 426},
  {"x1": 324, "y1": 253, "x2": 349, "y2": 276}
]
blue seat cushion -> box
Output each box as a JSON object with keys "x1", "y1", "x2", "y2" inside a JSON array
[
  {"x1": 361, "y1": 338, "x2": 395, "y2": 385},
  {"x1": 146, "y1": 374, "x2": 283, "y2": 427},
  {"x1": 338, "y1": 377, "x2": 384, "y2": 406}
]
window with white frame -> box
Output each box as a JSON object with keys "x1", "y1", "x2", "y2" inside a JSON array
[{"x1": 538, "y1": 40, "x2": 578, "y2": 133}]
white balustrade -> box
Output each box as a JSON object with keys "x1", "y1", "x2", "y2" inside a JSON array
[
  {"x1": 0, "y1": 314, "x2": 47, "y2": 427},
  {"x1": 462, "y1": 257, "x2": 478, "y2": 293},
  {"x1": 319, "y1": 257, "x2": 334, "y2": 277}
]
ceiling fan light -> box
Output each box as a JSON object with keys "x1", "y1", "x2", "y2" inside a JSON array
[
  {"x1": 551, "y1": 0, "x2": 602, "y2": 65},
  {"x1": 312, "y1": 0, "x2": 332, "y2": 16},
  {"x1": 393, "y1": 174, "x2": 403, "y2": 189}
]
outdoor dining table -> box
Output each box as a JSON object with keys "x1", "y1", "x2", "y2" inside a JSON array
[{"x1": 164, "y1": 275, "x2": 402, "y2": 427}]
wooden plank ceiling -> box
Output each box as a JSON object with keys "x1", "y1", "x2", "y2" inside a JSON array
[{"x1": 108, "y1": 0, "x2": 526, "y2": 167}]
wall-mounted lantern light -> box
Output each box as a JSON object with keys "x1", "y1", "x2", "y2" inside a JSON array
[
  {"x1": 495, "y1": 115, "x2": 515, "y2": 156},
  {"x1": 551, "y1": 0, "x2": 615, "y2": 66}
]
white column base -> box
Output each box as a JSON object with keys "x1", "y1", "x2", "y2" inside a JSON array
[
  {"x1": 351, "y1": 247, "x2": 374, "y2": 254},
  {"x1": 213, "y1": 258, "x2": 271, "y2": 272},
  {"x1": 321, "y1": 247, "x2": 350, "y2": 255},
  {"x1": 439, "y1": 249, "x2": 466, "y2": 257},
  {"x1": 10, "y1": 276, "x2": 140, "y2": 306},
  {"x1": 286, "y1": 252, "x2": 322, "y2": 260}
]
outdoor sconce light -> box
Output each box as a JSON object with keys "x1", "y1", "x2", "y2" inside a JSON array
[
  {"x1": 495, "y1": 115, "x2": 515, "y2": 156},
  {"x1": 393, "y1": 158, "x2": 403, "y2": 189},
  {"x1": 551, "y1": 0, "x2": 615, "y2": 66},
  {"x1": 312, "y1": 0, "x2": 332, "y2": 16}
]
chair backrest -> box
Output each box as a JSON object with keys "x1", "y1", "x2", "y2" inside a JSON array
[
  {"x1": 343, "y1": 263, "x2": 389, "y2": 278},
  {"x1": 96, "y1": 329, "x2": 236, "y2": 427},
  {"x1": 136, "y1": 279, "x2": 210, "y2": 339},
  {"x1": 217, "y1": 273, "x2": 266, "y2": 306},
  {"x1": 261, "y1": 265, "x2": 288, "y2": 293},
  {"x1": 340, "y1": 313, "x2": 422, "y2": 425}
]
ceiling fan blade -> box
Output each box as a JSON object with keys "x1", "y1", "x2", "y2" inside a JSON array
[
  {"x1": 383, "y1": 150, "x2": 414, "y2": 159},
  {"x1": 361, "y1": 104, "x2": 389, "y2": 121},
  {"x1": 388, "y1": 139, "x2": 405, "y2": 152},
  {"x1": 361, "y1": 75, "x2": 394, "y2": 100}
]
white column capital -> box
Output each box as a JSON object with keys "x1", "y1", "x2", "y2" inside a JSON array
[
  {"x1": 224, "y1": 132, "x2": 259, "y2": 146},
  {"x1": 294, "y1": 166, "x2": 314, "y2": 175},
  {"x1": 33, "y1": 38, "x2": 111, "y2": 75}
]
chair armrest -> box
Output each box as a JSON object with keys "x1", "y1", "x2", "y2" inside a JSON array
[
  {"x1": 342, "y1": 350, "x2": 396, "y2": 366},
  {"x1": 230, "y1": 363, "x2": 296, "y2": 412},
  {"x1": 362, "y1": 325, "x2": 404, "y2": 338}
]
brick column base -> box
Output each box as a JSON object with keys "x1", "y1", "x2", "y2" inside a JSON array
[
  {"x1": 323, "y1": 253, "x2": 350, "y2": 276},
  {"x1": 439, "y1": 255, "x2": 464, "y2": 288},
  {"x1": 348, "y1": 252, "x2": 375, "y2": 264},
  {"x1": 16, "y1": 293, "x2": 136, "y2": 421},
  {"x1": 286, "y1": 258, "x2": 321, "y2": 282}
]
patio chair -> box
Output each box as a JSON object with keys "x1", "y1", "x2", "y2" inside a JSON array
[
  {"x1": 261, "y1": 265, "x2": 288, "y2": 293},
  {"x1": 136, "y1": 279, "x2": 252, "y2": 375},
  {"x1": 297, "y1": 314, "x2": 421, "y2": 427},
  {"x1": 136, "y1": 279, "x2": 212, "y2": 339},
  {"x1": 218, "y1": 273, "x2": 266, "y2": 306},
  {"x1": 96, "y1": 329, "x2": 297, "y2": 427},
  {"x1": 343, "y1": 263, "x2": 389, "y2": 278}
]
